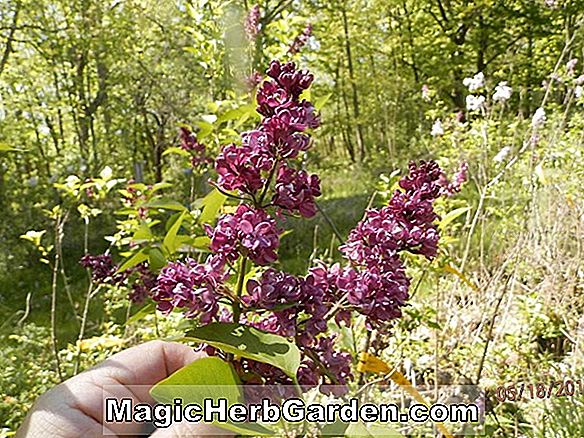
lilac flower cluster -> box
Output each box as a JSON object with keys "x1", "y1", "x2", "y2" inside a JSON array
[
  {"x1": 288, "y1": 23, "x2": 313, "y2": 55},
  {"x1": 335, "y1": 160, "x2": 466, "y2": 325},
  {"x1": 205, "y1": 204, "x2": 281, "y2": 266},
  {"x1": 80, "y1": 255, "x2": 156, "y2": 304},
  {"x1": 179, "y1": 127, "x2": 212, "y2": 167},
  {"x1": 238, "y1": 264, "x2": 352, "y2": 391},
  {"x1": 209, "y1": 61, "x2": 322, "y2": 268},
  {"x1": 80, "y1": 254, "x2": 116, "y2": 283},
  {"x1": 138, "y1": 60, "x2": 464, "y2": 396},
  {"x1": 244, "y1": 4, "x2": 260, "y2": 41},
  {"x1": 151, "y1": 256, "x2": 227, "y2": 324}
]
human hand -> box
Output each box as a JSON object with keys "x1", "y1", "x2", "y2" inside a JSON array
[{"x1": 16, "y1": 340, "x2": 232, "y2": 437}]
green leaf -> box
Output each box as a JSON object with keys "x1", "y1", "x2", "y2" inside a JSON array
[
  {"x1": 150, "y1": 357, "x2": 273, "y2": 436},
  {"x1": 196, "y1": 120, "x2": 214, "y2": 139},
  {"x1": 151, "y1": 357, "x2": 241, "y2": 403},
  {"x1": 438, "y1": 206, "x2": 470, "y2": 230},
  {"x1": 126, "y1": 303, "x2": 156, "y2": 325},
  {"x1": 198, "y1": 189, "x2": 227, "y2": 225},
  {"x1": 192, "y1": 235, "x2": 211, "y2": 249},
  {"x1": 143, "y1": 198, "x2": 188, "y2": 211},
  {"x1": 162, "y1": 146, "x2": 190, "y2": 157},
  {"x1": 314, "y1": 93, "x2": 333, "y2": 110},
  {"x1": 148, "y1": 247, "x2": 166, "y2": 270},
  {"x1": 0, "y1": 143, "x2": 23, "y2": 152},
  {"x1": 345, "y1": 422, "x2": 403, "y2": 437},
  {"x1": 186, "y1": 322, "x2": 301, "y2": 378},
  {"x1": 163, "y1": 211, "x2": 187, "y2": 254},
  {"x1": 132, "y1": 223, "x2": 154, "y2": 242},
  {"x1": 117, "y1": 249, "x2": 148, "y2": 273}
]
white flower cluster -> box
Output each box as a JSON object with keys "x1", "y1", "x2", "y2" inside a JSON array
[
  {"x1": 431, "y1": 119, "x2": 444, "y2": 136},
  {"x1": 493, "y1": 81, "x2": 512, "y2": 102},
  {"x1": 463, "y1": 72, "x2": 485, "y2": 92},
  {"x1": 531, "y1": 107, "x2": 546, "y2": 128},
  {"x1": 466, "y1": 95, "x2": 485, "y2": 112}
]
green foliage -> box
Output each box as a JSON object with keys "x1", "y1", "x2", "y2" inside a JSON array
[
  {"x1": 186, "y1": 322, "x2": 301, "y2": 379},
  {"x1": 150, "y1": 357, "x2": 274, "y2": 435}
]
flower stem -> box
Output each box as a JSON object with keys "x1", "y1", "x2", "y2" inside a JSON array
[
  {"x1": 258, "y1": 160, "x2": 279, "y2": 205},
  {"x1": 233, "y1": 257, "x2": 248, "y2": 323}
]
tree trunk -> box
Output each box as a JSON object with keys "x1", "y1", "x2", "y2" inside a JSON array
[
  {"x1": 341, "y1": 7, "x2": 366, "y2": 161},
  {"x1": 0, "y1": 0, "x2": 21, "y2": 78}
]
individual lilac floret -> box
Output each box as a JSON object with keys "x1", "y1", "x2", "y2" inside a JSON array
[
  {"x1": 272, "y1": 165, "x2": 321, "y2": 217},
  {"x1": 214, "y1": 144, "x2": 274, "y2": 195},
  {"x1": 151, "y1": 256, "x2": 226, "y2": 323},
  {"x1": 205, "y1": 204, "x2": 281, "y2": 266}
]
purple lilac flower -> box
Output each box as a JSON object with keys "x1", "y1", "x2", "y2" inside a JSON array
[
  {"x1": 179, "y1": 127, "x2": 211, "y2": 167},
  {"x1": 338, "y1": 160, "x2": 459, "y2": 325},
  {"x1": 297, "y1": 359, "x2": 320, "y2": 390},
  {"x1": 272, "y1": 165, "x2": 321, "y2": 217},
  {"x1": 80, "y1": 254, "x2": 116, "y2": 283},
  {"x1": 151, "y1": 255, "x2": 226, "y2": 323},
  {"x1": 344, "y1": 267, "x2": 410, "y2": 325},
  {"x1": 250, "y1": 309, "x2": 298, "y2": 338},
  {"x1": 288, "y1": 23, "x2": 313, "y2": 55},
  {"x1": 205, "y1": 204, "x2": 281, "y2": 266},
  {"x1": 265, "y1": 60, "x2": 314, "y2": 101},
  {"x1": 129, "y1": 264, "x2": 157, "y2": 304},
  {"x1": 244, "y1": 4, "x2": 260, "y2": 41},
  {"x1": 439, "y1": 161, "x2": 469, "y2": 196},
  {"x1": 244, "y1": 269, "x2": 302, "y2": 309},
  {"x1": 214, "y1": 144, "x2": 274, "y2": 195},
  {"x1": 312, "y1": 336, "x2": 353, "y2": 395}
]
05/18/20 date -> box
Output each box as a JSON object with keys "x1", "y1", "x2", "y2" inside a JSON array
[{"x1": 494, "y1": 380, "x2": 584, "y2": 402}]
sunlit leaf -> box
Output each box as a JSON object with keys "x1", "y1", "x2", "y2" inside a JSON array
[{"x1": 186, "y1": 322, "x2": 301, "y2": 378}]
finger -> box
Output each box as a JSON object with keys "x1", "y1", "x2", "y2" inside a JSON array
[
  {"x1": 87, "y1": 340, "x2": 201, "y2": 403},
  {"x1": 63, "y1": 341, "x2": 201, "y2": 435}
]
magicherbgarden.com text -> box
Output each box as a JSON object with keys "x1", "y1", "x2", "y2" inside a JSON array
[{"x1": 105, "y1": 397, "x2": 480, "y2": 428}]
